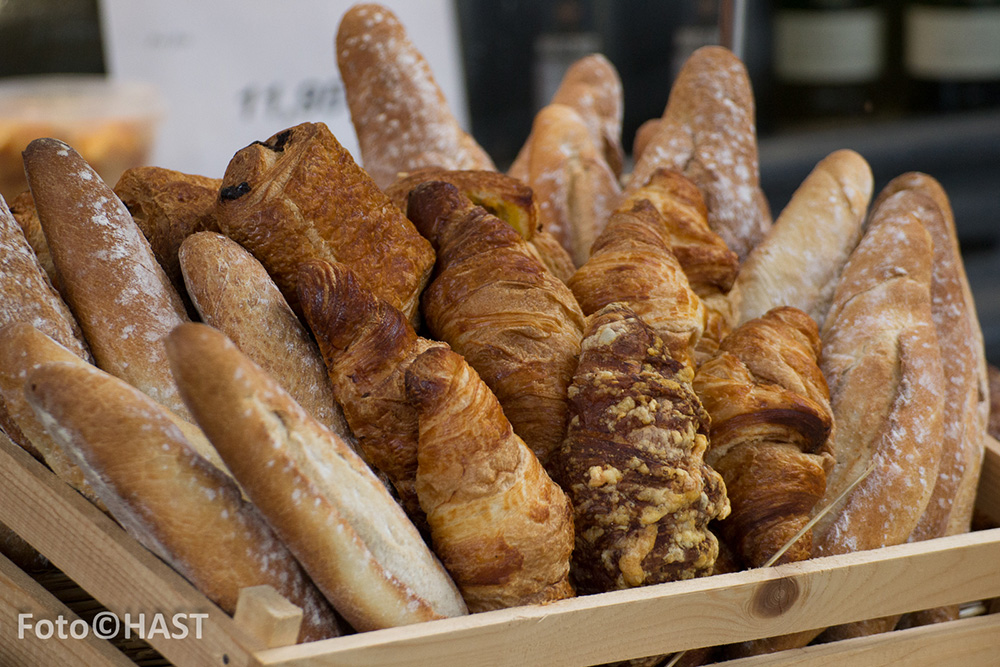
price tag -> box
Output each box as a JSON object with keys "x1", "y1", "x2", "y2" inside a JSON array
[{"x1": 99, "y1": 0, "x2": 468, "y2": 179}]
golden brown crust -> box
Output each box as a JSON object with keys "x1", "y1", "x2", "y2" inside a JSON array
[
  {"x1": 732, "y1": 149, "x2": 873, "y2": 328},
  {"x1": 549, "y1": 303, "x2": 729, "y2": 594},
  {"x1": 336, "y1": 3, "x2": 495, "y2": 189},
  {"x1": 384, "y1": 167, "x2": 576, "y2": 282},
  {"x1": 23, "y1": 360, "x2": 340, "y2": 643},
  {"x1": 815, "y1": 190, "x2": 944, "y2": 555},
  {"x1": 625, "y1": 46, "x2": 771, "y2": 260},
  {"x1": 405, "y1": 346, "x2": 575, "y2": 612},
  {"x1": 9, "y1": 190, "x2": 60, "y2": 292},
  {"x1": 167, "y1": 323, "x2": 468, "y2": 631},
  {"x1": 631, "y1": 118, "x2": 661, "y2": 167},
  {"x1": 508, "y1": 103, "x2": 621, "y2": 267},
  {"x1": 296, "y1": 259, "x2": 445, "y2": 528},
  {"x1": 113, "y1": 166, "x2": 222, "y2": 303},
  {"x1": 693, "y1": 307, "x2": 834, "y2": 567},
  {"x1": 22, "y1": 138, "x2": 192, "y2": 421},
  {"x1": 568, "y1": 200, "x2": 705, "y2": 368},
  {"x1": 178, "y1": 232, "x2": 352, "y2": 443},
  {"x1": 407, "y1": 181, "x2": 585, "y2": 464},
  {"x1": 216, "y1": 122, "x2": 436, "y2": 325}
]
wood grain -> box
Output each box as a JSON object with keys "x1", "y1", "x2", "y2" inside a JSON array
[{"x1": 0, "y1": 432, "x2": 261, "y2": 667}]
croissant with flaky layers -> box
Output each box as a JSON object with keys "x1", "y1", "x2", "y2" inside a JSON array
[
  {"x1": 405, "y1": 345, "x2": 575, "y2": 613},
  {"x1": 549, "y1": 302, "x2": 729, "y2": 594},
  {"x1": 693, "y1": 306, "x2": 834, "y2": 568}
]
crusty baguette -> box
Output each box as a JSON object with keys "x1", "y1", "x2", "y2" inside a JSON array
[
  {"x1": 22, "y1": 360, "x2": 340, "y2": 643},
  {"x1": 178, "y1": 231, "x2": 353, "y2": 442},
  {"x1": 0, "y1": 322, "x2": 234, "y2": 503},
  {"x1": 166, "y1": 323, "x2": 468, "y2": 631},
  {"x1": 336, "y1": 3, "x2": 495, "y2": 189},
  {"x1": 815, "y1": 188, "x2": 944, "y2": 555},
  {"x1": 8, "y1": 190, "x2": 60, "y2": 292},
  {"x1": 113, "y1": 166, "x2": 222, "y2": 303},
  {"x1": 215, "y1": 122, "x2": 435, "y2": 326},
  {"x1": 22, "y1": 138, "x2": 192, "y2": 421},
  {"x1": 625, "y1": 46, "x2": 771, "y2": 260},
  {"x1": 731, "y1": 149, "x2": 873, "y2": 327}
]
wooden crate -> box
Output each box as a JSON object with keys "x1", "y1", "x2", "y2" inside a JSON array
[{"x1": 1, "y1": 430, "x2": 998, "y2": 667}]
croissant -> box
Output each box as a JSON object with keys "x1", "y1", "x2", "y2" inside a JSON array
[
  {"x1": 384, "y1": 167, "x2": 575, "y2": 282},
  {"x1": 567, "y1": 199, "x2": 705, "y2": 368},
  {"x1": 692, "y1": 306, "x2": 834, "y2": 568},
  {"x1": 296, "y1": 259, "x2": 445, "y2": 528},
  {"x1": 615, "y1": 168, "x2": 740, "y2": 361},
  {"x1": 549, "y1": 303, "x2": 729, "y2": 594},
  {"x1": 407, "y1": 181, "x2": 585, "y2": 464},
  {"x1": 405, "y1": 345, "x2": 575, "y2": 612}
]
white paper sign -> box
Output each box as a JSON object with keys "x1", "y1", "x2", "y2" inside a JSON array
[{"x1": 99, "y1": 0, "x2": 468, "y2": 179}]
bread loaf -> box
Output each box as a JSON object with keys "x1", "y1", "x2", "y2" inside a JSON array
[
  {"x1": 625, "y1": 46, "x2": 771, "y2": 260},
  {"x1": 216, "y1": 122, "x2": 435, "y2": 325},
  {"x1": 731, "y1": 149, "x2": 873, "y2": 328},
  {"x1": 166, "y1": 323, "x2": 468, "y2": 631},
  {"x1": 8, "y1": 191, "x2": 60, "y2": 292},
  {"x1": 336, "y1": 3, "x2": 495, "y2": 189},
  {"x1": 22, "y1": 138, "x2": 192, "y2": 421},
  {"x1": 22, "y1": 360, "x2": 340, "y2": 643},
  {"x1": 178, "y1": 232, "x2": 353, "y2": 443}
]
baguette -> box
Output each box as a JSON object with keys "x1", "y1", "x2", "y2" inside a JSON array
[
  {"x1": 336, "y1": 3, "x2": 495, "y2": 189},
  {"x1": 22, "y1": 361, "x2": 340, "y2": 643},
  {"x1": 166, "y1": 323, "x2": 468, "y2": 631},
  {"x1": 178, "y1": 232, "x2": 352, "y2": 442},
  {"x1": 731, "y1": 149, "x2": 873, "y2": 328},
  {"x1": 8, "y1": 190, "x2": 60, "y2": 292},
  {"x1": 625, "y1": 46, "x2": 771, "y2": 260},
  {"x1": 22, "y1": 138, "x2": 192, "y2": 421}
]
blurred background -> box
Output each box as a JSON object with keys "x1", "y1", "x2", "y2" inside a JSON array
[{"x1": 1, "y1": 0, "x2": 998, "y2": 362}]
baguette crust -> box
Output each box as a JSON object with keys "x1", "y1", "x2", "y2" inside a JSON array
[
  {"x1": 9, "y1": 191, "x2": 60, "y2": 292},
  {"x1": 216, "y1": 122, "x2": 435, "y2": 325},
  {"x1": 22, "y1": 138, "x2": 192, "y2": 421},
  {"x1": 815, "y1": 190, "x2": 945, "y2": 555},
  {"x1": 732, "y1": 149, "x2": 873, "y2": 327},
  {"x1": 625, "y1": 46, "x2": 771, "y2": 260},
  {"x1": 167, "y1": 323, "x2": 468, "y2": 631},
  {"x1": 23, "y1": 361, "x2": 339, "y2": 643},
  {"x1": 178, "y1": 232, "x2": 352, "y2": 442},
  {"x1": 336, "y1": 3, "x2": 495, "y2": 189}
]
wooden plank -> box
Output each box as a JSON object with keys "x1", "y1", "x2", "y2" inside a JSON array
[
  {"x1": 235, "y1": 586, "x2": 304, "y2": 650},
  {"x1": 976, "y1": 435, "x2": 1000, "y2": 524},
  {"x1": 706, "y1": 613, "x2": 1000, "y2": 666},
  {"x1": 253, "y1": 529, "x2": 1000, "y2": 667},
  {"x1": 0, "y1": 552, "x2": 134, "y2": 667},
  {"x1": 0, "y1": 433, "x2": 262, "y2": 667}
]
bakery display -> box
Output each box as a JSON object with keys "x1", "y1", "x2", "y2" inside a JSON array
[{"x1": 0, "y1": 3, "x2": 994, "y2": 663}]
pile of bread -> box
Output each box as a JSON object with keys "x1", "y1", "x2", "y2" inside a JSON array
[{"x1": 0, "y1": 3, "x2": 991, "y2": 663}]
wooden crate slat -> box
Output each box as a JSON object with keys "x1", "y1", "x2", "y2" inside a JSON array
[
  {"x1": 706, "y1": 612, "x2": 1000, "y2": 666},
  {"x1": 0, "y1": 434, "x2": 262, "y2": 667},
  {"x1": 0, "y1": 552, "x2": 135, "y2": 667},
  {"x1": 976, "y1": 435, "x2": 1000, "y2": 524},
  {"x1": 251, "y1": 529, "x2": 1000, "y2": 667}
]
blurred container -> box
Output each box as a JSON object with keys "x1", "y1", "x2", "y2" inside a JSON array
[{"x1": 0, "y1": 75, "x2": 162, "y2": 203}]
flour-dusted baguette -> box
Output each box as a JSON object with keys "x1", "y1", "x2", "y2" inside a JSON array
[
  {"x1": 22, "y1": 138, "x2": 192, "y2": 421},
  {"x1": 166, "y1": 323, "x2": 468, "y2": 631},
  {"x1": 8, "y1": 191, "x2": 60, "y2": 292},
  {"x1": 731, "y1": 149, "x2": 873, "y2": 328},
  {"x1": 22, "y1": 360, "x2": 340, "y2": 643},
  {"x1": 336, "y1": 3, "x2": 495, "y2": 189},
  {"x1": 625, "y1": 46, "x2": 771, "y2": 260},
  {"x1": 178, "y1": 231, "x2": 353, "y2": 443},
  {"x1": 0, "y1": 322, "x2": 234, "y2": 500}
]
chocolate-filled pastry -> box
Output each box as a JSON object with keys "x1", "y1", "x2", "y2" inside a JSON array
[
  {"x1": 407, "y1": 181, "x2": 585, "y2": 464},
  {"x1": 296, "y1": 259, "x2": 447, "y2": 529},
  {"x1": 550, "y1": 303, "x2": 729, "y2": 594},
  {"x1": 385, "y1": 167, "x2": 575, "y2": 283},
  {"x1": 568, "y1": 199, "x2": 705, "y2": 369},
  {"x1": 336, "y1": 3, "x2": 495, "y2": 189},
  {"x1": 693, "y1": 307, "x2": 834, "y2": 568},
  {"x1": 405, "y1": 346, "x2": 575, "y2": 612},
  {"x1": 216, "y1": 121, "x2": 435, "y2": 325}
]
